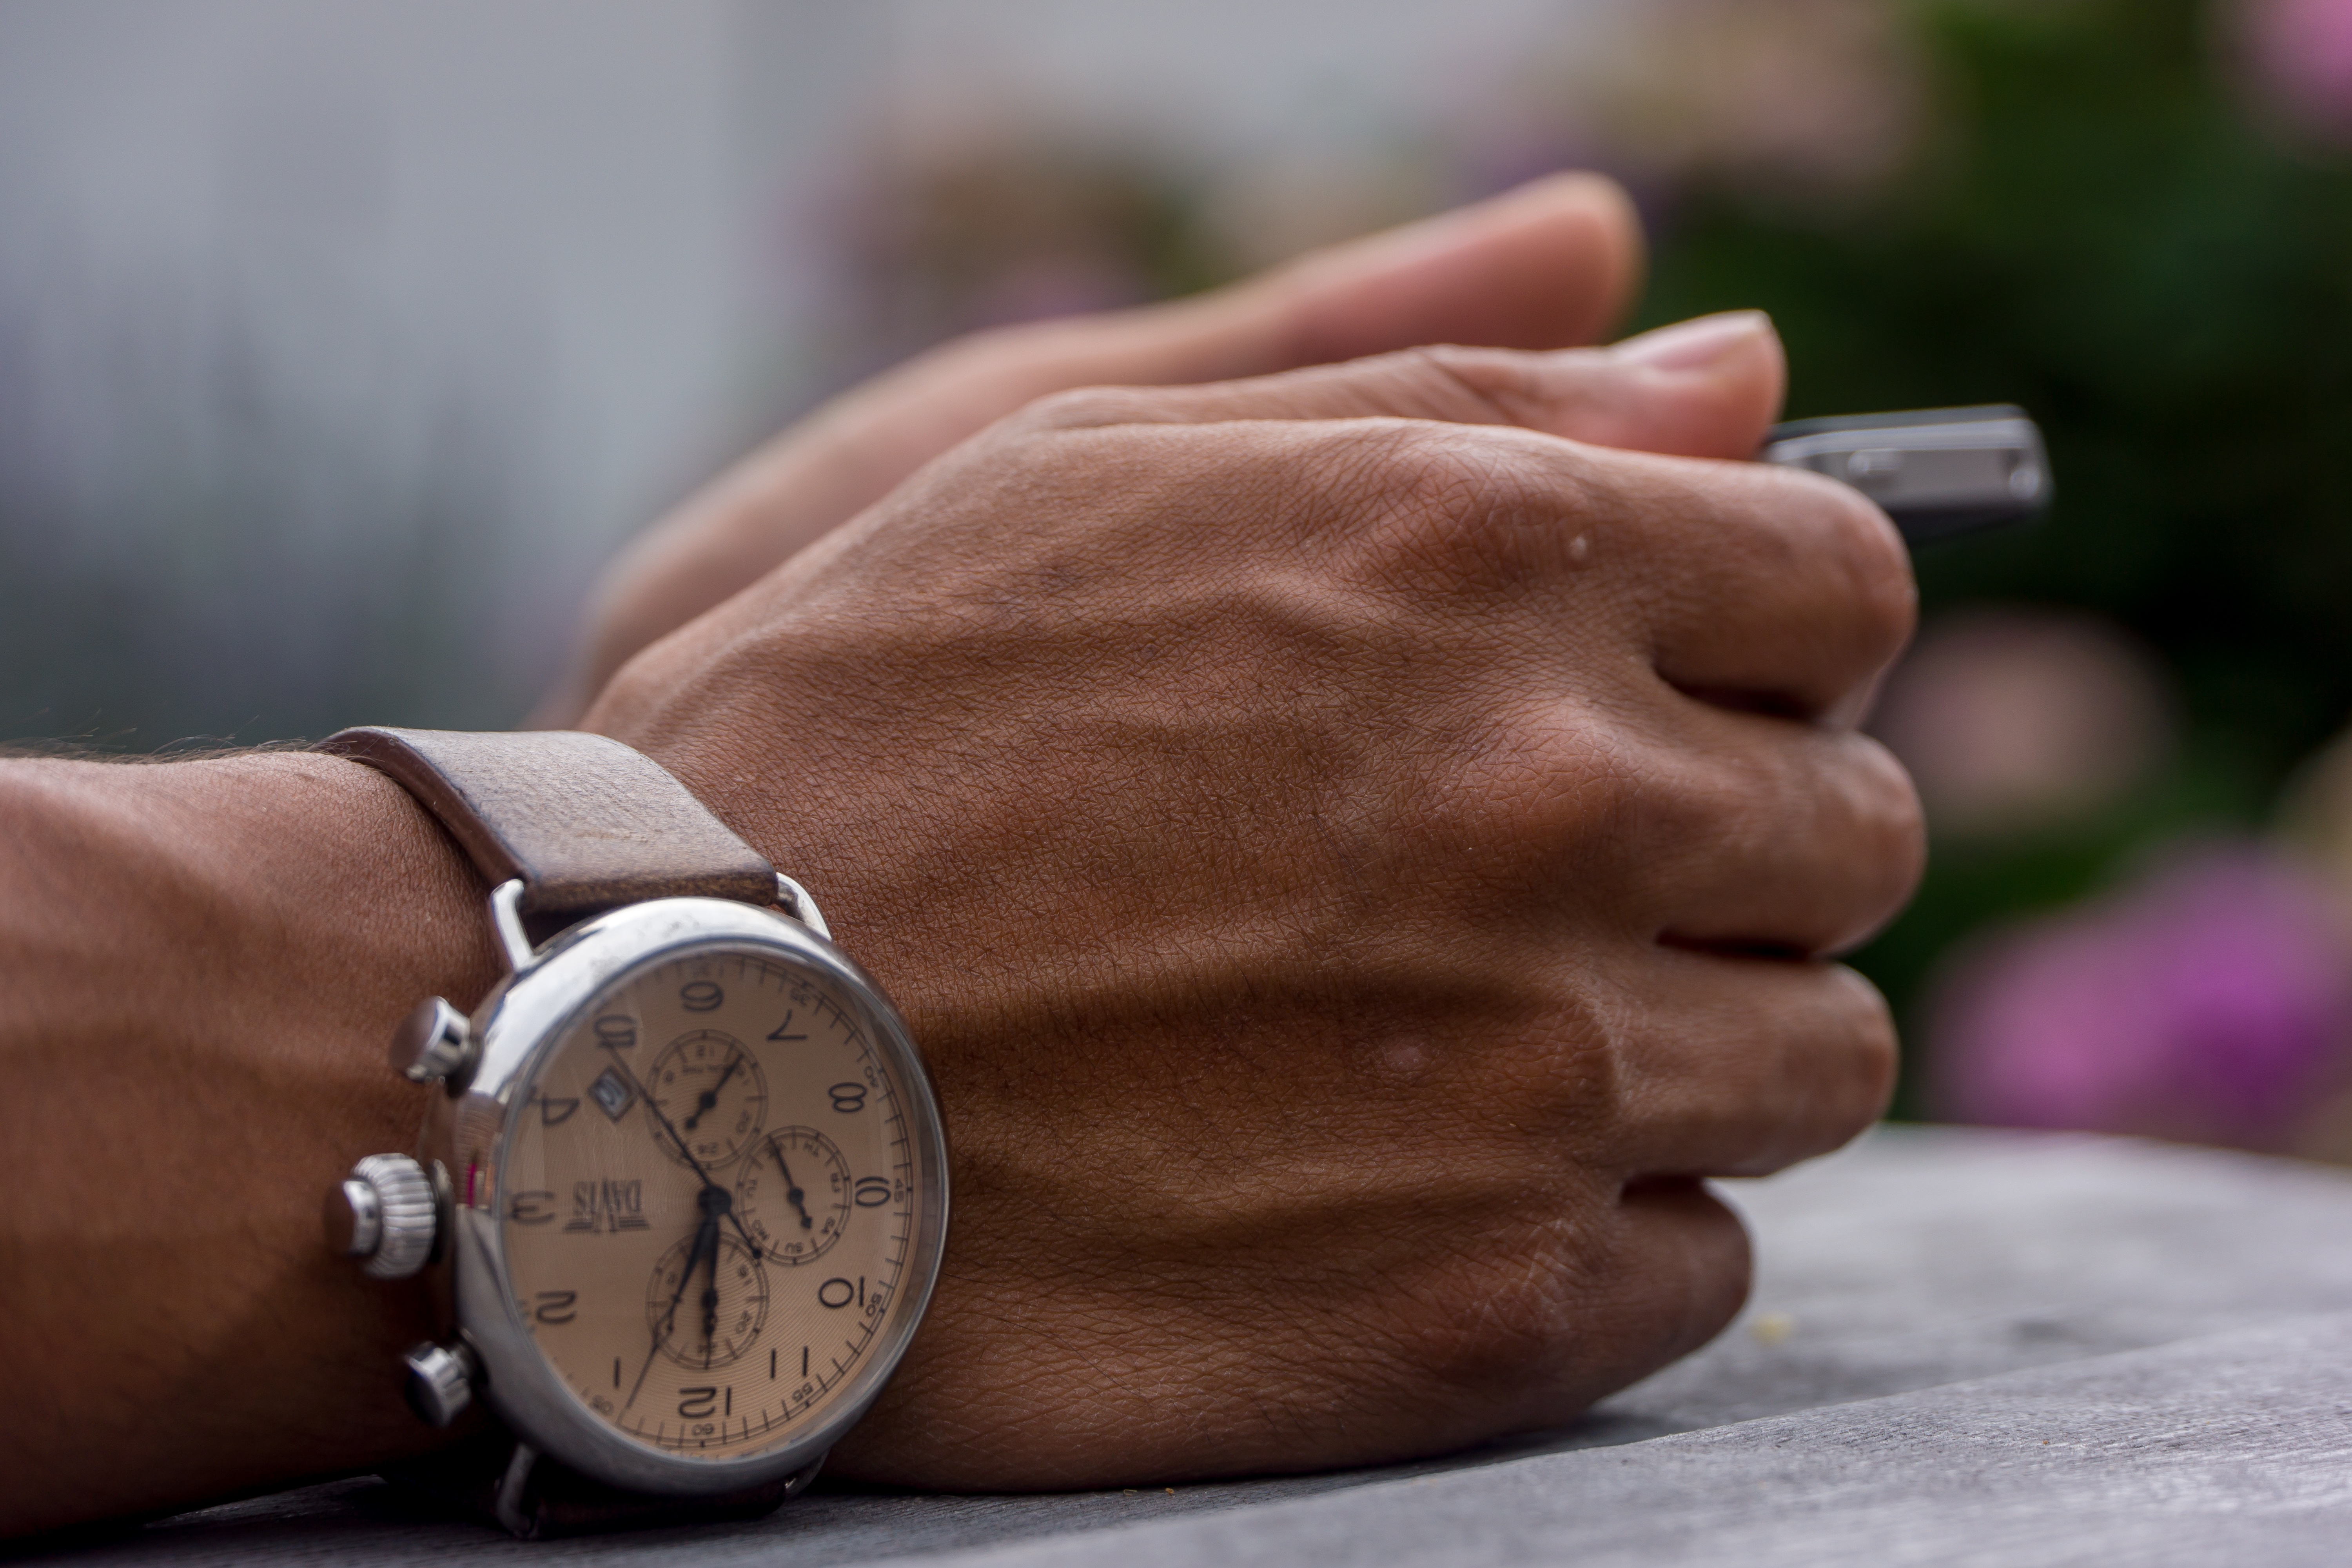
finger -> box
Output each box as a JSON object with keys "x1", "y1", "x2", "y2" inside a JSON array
[
  {"x1": 1599, "y1": 1180, "x2": 1753, "y2": 1371},
  {"x1": 948, "y1": 170, "x2": 1640, "y2": 400},
  {"x1": 1587, "y1": 450, "x2": 1915, "y2": 720},
  {"x1": 1600, "y1": 949, "x2": 1897, "y2": 1179},
  {"x1": 1021, "y1": 310, "x2": 1786, "y2": 461},
  {"x1": 1387, "y1": 1177, "x2": 1750, "y2": 1439},
  {"x1": 1612, "y1": 706, "x2": 1925, "y2": 957},
  {"x1": 1007, "y1": 385, "x2": 1893, "y2": 724},
  {"x1": 807, "y1": 177, "x2": 1647, "y2": 480},
  {"x1": 543, "y1": 175, "x2": 1644, "y2": 724},
  {"x1": 1243, "y1": 171, "x2": 1643, "y2": 365}
]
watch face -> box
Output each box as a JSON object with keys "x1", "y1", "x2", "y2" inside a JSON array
[{"x1": 495, "y1": 942, "x2": 928, "y2": 1463}]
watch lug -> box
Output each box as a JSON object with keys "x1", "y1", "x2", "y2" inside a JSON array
[
  {"x1": 485, "y1": 1443, "x2": 823, "y2": 1539},
  {"x1": 782, "y1": 1454, "x2": 827, "y2": 1500},
  {"x1": 773, "y1": 873, "x2": 831, "y2": 941},
  {"x1": 493, "y1": 1441, "x2": 543, "y2": 1539},
  {"x1": 487, "y1": 878, "x2": 536, "y2": 973}
]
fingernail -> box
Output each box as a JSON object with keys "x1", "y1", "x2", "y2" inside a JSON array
[{"x1": 1613, "y1": 310, "x2": 1772, "y2": 372}]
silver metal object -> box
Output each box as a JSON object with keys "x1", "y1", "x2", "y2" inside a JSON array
[
  {"x1": 774, "y1": 873, "x2": 831, "y2": 941},
  {"x1": 403, "y1": 1339, "x2": 480, "y2": 1427},
  {"x1": 486, "y1": 1444, "x2": 829, "y2": 1540},
  {"x1": 325, "y1": 1177, "x2": 381, "y2": 1258},
  {"x1": 493, "y1": 1442, "x2": 543, "y2": 1539},
  {"x1": 488, "y1": 878, "x2": 535, "y2": 974},
  {"x1": 334, "y1": 1153, "x2": 437, "y2": 1280},
  {"x1": 1762, "y1": 404, "x2": 2051, "y2": 544},
  {"x1": 389, "y1": 996, "x2": 475, "y2": 1086},
  {"x1": 403, "y1": 895, "x2": 950, "y2": 1499}
]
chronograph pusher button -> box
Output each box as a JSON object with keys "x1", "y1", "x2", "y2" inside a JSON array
[
  {"x1": 390, "y1": 995, "x2": 477, "y2": 1088},
  {"x1": 403, "y1": 1339, "x2": 481, "y2": 1427},
  {"x1": 311, "y1": 728, "x2": 945, "y2": 1533}
]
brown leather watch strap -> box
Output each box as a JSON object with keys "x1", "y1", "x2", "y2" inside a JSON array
[{"x1": 317, "y1": 726, "x2": 775, "y2": 917}]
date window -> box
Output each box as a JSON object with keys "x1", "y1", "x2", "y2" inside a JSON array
[{"x1": 590, "y1": 1067, "x2": 634, "y2": 1122}]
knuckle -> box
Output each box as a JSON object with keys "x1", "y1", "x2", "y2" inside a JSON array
[
  {"x1": 1613, "y1": 730, "x2": 1760, "y2": 889},
  {"x1": 1383, "y1": 1203, "x2": 1613, "y2": 1399},
  {"x1": 1325, "y1": 421, "x2": 1579, "y2": 583},
  {"x1": 1428, "y1": 703, "x2": 1649, "y2": 874},
  {"x1": 1528, "y1": 982, "x2": 1638, "y2": 1143},
  {"x1": 1652, "y1": 728, "x2": 1927, "y2": 957},
  {"x1": 1391, "y1": 1187, "x2": 1751, "y2": 1405},
  {"x1": 1626, "y1": 1187, "x2": 1753, "y2": 1362},
  {"x1": 1375, "y1": 421, "x2": 1514, "y2": 515}
]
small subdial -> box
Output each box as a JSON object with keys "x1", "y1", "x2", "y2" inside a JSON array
[
  {"x1": 647, "y1": 1030, "x2": 767, "y2": 1168},
  {"x1": 735, "y1": 1127, "x2": 853, "y2": 1266},
  {"x1": 645, "y1": 1233, "x2": 769, "y2": 1370}
]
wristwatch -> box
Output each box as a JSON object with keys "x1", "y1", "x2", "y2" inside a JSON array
[{"x1": 316, "y1": 727, "x2": 949, "y2": 1537}]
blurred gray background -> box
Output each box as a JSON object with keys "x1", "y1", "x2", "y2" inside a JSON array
[
  {"x1": 17, "y1": 0, "x2": 2352, "y2": 1165},
  {"x1": 0, "y1": 0, "x2": 1617, "y2": 746}
]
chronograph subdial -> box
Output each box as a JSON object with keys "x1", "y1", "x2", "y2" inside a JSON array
[
  {"x1": 735, "y1": 1127, "x2": 852, "y2": 1266},
  {"x1": 646, "y1": 1030, "x2": 768, "y2": 1168},
  {"x1": 645, "y1": 1232, "x2": 770, "y2": 1370}
]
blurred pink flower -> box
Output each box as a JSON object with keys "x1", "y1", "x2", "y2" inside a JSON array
[
  {"x1": 1928, "y1": 845, "x2": 2352, "y2": 1151},
  {"x1": 1870, "y1": 609, "x2": 2173, "y2": 839},
  {"x1": 2234, "y1": 0, "x2": 2352, "y2": 142}
]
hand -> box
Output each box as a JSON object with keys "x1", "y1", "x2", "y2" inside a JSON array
[
  {"x1": 533, "y1": 174, "x2": 1643, "y2": 725},
  {"x1": 584, "y1": 309, "x2": 1922, "y2": 1488},
  {"x1": 682, "y1": 1051, "x2": 743, "y2": 1132},
  {"x1": 768, "y1": 1143, "x2": 814, "y2": 1234},
  {"x1": 602, "y1": 1044, "x2": 769, "y2": 1261},
  {"x1": 635, "y1": 1203, "x2": 719, "y2": 1406}
]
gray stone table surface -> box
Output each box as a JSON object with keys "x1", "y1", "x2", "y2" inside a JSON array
[{"x1": 28, "y1": 1125, "x2": 2352, "y2": 1566}]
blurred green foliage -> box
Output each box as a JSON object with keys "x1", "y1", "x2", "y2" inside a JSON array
[{"x1": 1630, "y1": 0, "x2": 2352, "y2": 1111}]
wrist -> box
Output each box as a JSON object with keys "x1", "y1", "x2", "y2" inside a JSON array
[
  {"x1": 0, "y1": 748, "x2": 496, "y2": 1020},
  {"x1": 0, "y1": 750, "x2": 497, "y2": 1532}
]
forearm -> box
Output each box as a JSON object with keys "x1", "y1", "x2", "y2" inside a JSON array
[{"x1": 0, "y1": 752, "x2": 495, "y2": 1535}]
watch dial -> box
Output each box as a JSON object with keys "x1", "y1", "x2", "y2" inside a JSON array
[{"x1": 500, "y1": 947, "x2": 924, "y2": 1460}]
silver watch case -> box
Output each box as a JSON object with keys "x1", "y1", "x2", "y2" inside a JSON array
[{"x1": 412, "y1": 894, "x2": 950, "y2": 1498}]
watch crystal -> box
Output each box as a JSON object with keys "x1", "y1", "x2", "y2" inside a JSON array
[{"x1": 499, "y1": 946, "x2": 923, "y2": 1460}]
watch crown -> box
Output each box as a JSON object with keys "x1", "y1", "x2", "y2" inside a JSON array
[
  {"x1": 328, "y1": 1154, "x2": 437, "y2": 1279},
  {"x1": 403, "y1": 1339, "x2": 480, "y2": 1427},
  {"x1": 390, "y1": 997, "x2": 475, "y2": 1087}
]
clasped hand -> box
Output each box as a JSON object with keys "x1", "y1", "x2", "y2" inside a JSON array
[
  {"x1": 0, "y1": 178, "x2": 1922, "y2": 1535},
  {"x1": 573, "y1": 189, "x2": 1921, "y2": 1487}
]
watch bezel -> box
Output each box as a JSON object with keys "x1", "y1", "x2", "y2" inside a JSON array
[{"x1": 417, "y1": 896, "x2": 949, "y2": 1498}]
